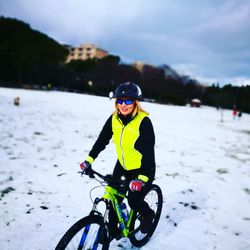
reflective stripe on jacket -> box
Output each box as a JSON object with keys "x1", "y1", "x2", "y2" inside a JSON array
[{"x1": 112, "y1": 111, "x2": 148, "y2": 170}]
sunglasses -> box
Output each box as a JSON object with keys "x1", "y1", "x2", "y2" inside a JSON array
[{"x1": 117, "y1": 99, "x2": 134, "y2": 105}]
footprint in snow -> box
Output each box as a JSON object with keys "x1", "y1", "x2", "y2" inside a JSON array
[{"x1": 165, "y1": 188, "x2": 203, "y2": 229}]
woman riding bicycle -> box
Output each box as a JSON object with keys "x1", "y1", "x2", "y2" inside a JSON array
[{"x1": 80, "y1": 82, "x2": 156, "y2": 236}]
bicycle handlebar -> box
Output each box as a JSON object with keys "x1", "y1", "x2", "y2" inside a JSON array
[{"x1": 78, "y1": 168, "x2": 129, "y2": 188}]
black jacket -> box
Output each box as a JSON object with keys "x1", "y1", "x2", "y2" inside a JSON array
[{"x1": 88, "y1": 113, "x2": 156, "y2": 180}]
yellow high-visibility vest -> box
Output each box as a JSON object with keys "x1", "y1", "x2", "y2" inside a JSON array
[{"x1": 112, "y1": 111, "x2": 148, "y2": 170}]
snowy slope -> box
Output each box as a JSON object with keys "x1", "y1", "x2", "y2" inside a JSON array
[{"x1": 0, "y1": 87, "x2": 250, "y2": 250}]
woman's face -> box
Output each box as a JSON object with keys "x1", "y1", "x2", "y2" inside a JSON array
[{"x1": 117, "y1": 98, "x2": 135, "y2": 116}]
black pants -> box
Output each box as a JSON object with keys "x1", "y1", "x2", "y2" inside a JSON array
[{"x1": 109, "y1": 161, "x2": 153, "y2": 230}]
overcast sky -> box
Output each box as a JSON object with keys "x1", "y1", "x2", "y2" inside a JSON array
[{"x1": 1, "y1": 0, "x2": 250, "y2": 86}]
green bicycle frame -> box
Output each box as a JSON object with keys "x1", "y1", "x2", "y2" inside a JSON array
[{"x1": 103, "y1": 185, "x2": 134, "y2": 237}]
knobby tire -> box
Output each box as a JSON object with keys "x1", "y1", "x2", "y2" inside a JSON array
[
  {"x1": 55, "y1": 214, "x2": 109, "y2": 250},
  {"x1": 129, "y1": 184, "x2": 163, "y2": 247}
]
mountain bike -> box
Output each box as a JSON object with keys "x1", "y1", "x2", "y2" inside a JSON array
[{"x1": 55, "y1": 168, "x2": 163, "y2": 249}]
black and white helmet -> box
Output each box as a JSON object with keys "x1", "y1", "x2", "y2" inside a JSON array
[{"x1": 114, "y1": 82, "x2": 142, "y2": 100}]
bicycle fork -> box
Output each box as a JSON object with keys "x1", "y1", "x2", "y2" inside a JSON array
[
  {"x1": 78, "y1": 223, "x2": 103, "y2": 250},
  {"x1": 77, "y1": 198, "x2": 106, "y2": 249},
  {"x1": 78, "y1": 224, "x2": 90, "y2": 249}
]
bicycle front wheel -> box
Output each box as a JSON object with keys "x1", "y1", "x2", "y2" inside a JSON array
[
  {"x1": 55, "y1": 214, "x2": 109, "y2": 250},
  {"x1": 129, "y1": 184, "x2": 163, "y2": 247}
]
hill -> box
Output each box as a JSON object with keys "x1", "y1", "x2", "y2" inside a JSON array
[{"x1": 0, "y1": 16, "x2": 68, "y2": 84}]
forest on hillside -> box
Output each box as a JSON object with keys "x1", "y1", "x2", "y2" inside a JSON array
[{"x1": 0, "y1": 16, "x2": 249, "y2": 113}]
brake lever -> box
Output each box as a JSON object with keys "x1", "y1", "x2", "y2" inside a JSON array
[
  {"x1": 77, "y1": 170, "x2": 94, "y2": 178},
  {"x1": 78, "y1": 171, "x2": 85, "y2": 176}
]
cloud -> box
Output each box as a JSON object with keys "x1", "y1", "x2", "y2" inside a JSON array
[{"x1": 1, "y1": 0, "x2": 250, "y2": 86}]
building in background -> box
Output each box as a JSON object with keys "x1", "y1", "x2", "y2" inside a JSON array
[
  {"x1": 191, "y1": 98, "x2": 201, "y2": 107},
  {"x1": 65, "y1": 44, "x2": 108, "y2": 62},
  {"x1": 133, "y1": 61, "x2": 146, "y2": 72}
]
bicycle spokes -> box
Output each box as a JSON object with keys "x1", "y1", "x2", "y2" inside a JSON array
[{"x1": 92, "y1": 227, "x2": 102, "y2": 250}]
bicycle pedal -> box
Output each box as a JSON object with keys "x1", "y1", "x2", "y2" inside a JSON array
[
  {"x1": 108, "y1": 230, "x2": 122, "y2": 241},
  {"x1": 115, "y1": 233, "x2": 122, "y2": 240}
]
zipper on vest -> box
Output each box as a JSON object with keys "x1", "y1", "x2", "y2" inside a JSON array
[{"x1": 120, "y1": 125, "x2": 126, "y2": 169}]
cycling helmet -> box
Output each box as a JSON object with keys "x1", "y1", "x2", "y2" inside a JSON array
[{"x1": 114, "y1": 82, "x2": 142, "y2": 100}]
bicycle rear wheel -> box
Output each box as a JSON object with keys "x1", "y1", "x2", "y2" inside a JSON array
[
  {"x1": 55, "y1": 214, "x2": 109, "y2": 250},
  {"x1": 129, "y1": 184, "x2": 163, "y2": 247}
]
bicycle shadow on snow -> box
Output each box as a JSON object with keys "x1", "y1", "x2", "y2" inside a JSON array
[
  {"x1": 109, "y1": 186, "x2": 206, "y2": 249},
  {"x1": 149, "y1": 186, "x2": 207, "y2": 246}
]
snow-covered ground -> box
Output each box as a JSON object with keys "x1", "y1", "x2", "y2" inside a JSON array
[{"x1": 0, "y1": 87, "x2": 250, "y2": 250}]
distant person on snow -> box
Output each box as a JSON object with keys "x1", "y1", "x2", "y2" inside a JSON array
[
  {"x1": 238, "y1": 110, "x2": 242, "y2": 120},
  {"x1": 232, "y1": 106, "x2": 238, "y2": 119},
  {"x1": 80, "y1": 82, "x2": 156, "y2": 236},
  {"x1": 14, "y1": 96, "x2": 20, "y2": 106}
]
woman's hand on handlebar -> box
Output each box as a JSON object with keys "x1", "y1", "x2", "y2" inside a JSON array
[
  {"x1": 79, "y1": 161, "x2": 94, "y2": 177},
  {"x1": 80, "y1": 161, "x2": 91, "y2": 171}
]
